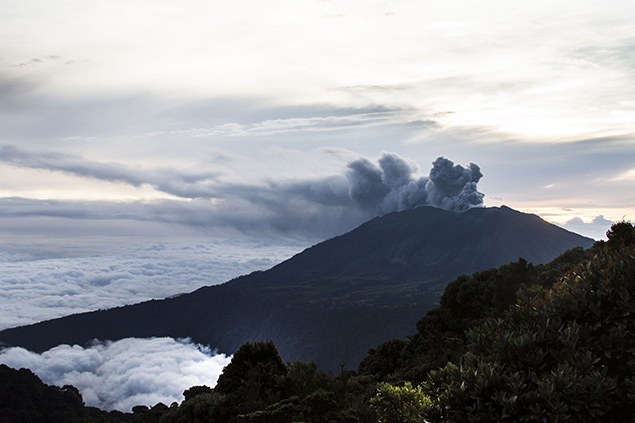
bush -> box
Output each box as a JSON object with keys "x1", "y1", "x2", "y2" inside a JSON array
[{"x1": 370, "y1": 382, "x2": 432, "y2": 423}]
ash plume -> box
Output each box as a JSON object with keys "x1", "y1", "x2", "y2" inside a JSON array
[
  {"x1": 346, "y1": 153, "x2": 484, "y2": 214},
  {"x1": 0, "y1": 145, "x2": 485, "y2": 239},
  {"x1": 425, "y1": 157, "x2": 484, "y2": 211}
]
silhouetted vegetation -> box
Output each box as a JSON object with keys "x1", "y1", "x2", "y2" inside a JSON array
[
  {"x1": 422, "y1": 225, "x2": 635, "y2": 422},
  {"x1": 2, "y1": 221, "x2": 632, "y2": 423},
  {"x1": 0, "y1": 364, "x2": 130, "y2": 423}
]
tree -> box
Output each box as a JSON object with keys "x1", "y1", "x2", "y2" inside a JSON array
[
  {"x1": 183, "y1": 385, "x2": 213, "y2": 401},
  {"x1": 424, "y1": 244, "x2": 635, "y2": 422},
  {"x1": 359, "y1": 339, "x2": 408, "y2": 380},
  {"x1": 159, "y1": 393, "x2": 225, "y2": 423},
  {"x1": 606, "y1": 221, "x2": 635, "y2": 250},
  {"x1": 213, "y1": 341, "x2": 288, "y2": 421}
]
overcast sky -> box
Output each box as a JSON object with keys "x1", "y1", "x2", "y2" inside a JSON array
[
  {"x1": 2, "y1": 0, "x2": 634, "y2": 244},
  {"x1": 1, "y1": 0, "x2": 635, "y2": 410}
]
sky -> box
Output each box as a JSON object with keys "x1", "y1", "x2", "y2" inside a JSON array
[{"x1": 1, "y1": 0, "x2": 635, "y2": 411}]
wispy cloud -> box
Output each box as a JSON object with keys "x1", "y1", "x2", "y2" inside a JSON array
[
  {"x1": 607, "y1": 168, "x2": 635, "y2": 182},
  {"x1": 171, "y1": 111, "x2": 434, "y2": 138},
  {"x1": 0, "y1": 146, "x2": 221, "y2": 200}
]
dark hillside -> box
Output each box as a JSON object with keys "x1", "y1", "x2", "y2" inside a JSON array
[
  {"x1": 0, "y1": 206, "x2": 594, "y2": 370},
  {"x1": 253, "y1": 205, "x2": 588, "y2": 287}
]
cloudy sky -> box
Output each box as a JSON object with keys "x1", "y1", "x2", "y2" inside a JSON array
[
  {"x1": 1, "y1": 0, "x2": 635, "y2": 411},
  {"x1": 2, "y1": 0, "x2": 634, "y2": 242}
]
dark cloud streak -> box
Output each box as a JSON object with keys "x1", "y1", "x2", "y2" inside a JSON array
[
  {"x1": 0, "y1": 146, "x2": 484, "y2": 239},
  {"x1": 0, "y1": 145, "x2": 221, "y2": 199}
]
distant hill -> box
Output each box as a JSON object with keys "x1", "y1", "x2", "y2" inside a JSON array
[{"x1": 0, "y1": 206, "x2": 594, "y2": 371}]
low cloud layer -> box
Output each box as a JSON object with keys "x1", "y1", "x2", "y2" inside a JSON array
[
  {"x1": 0, "y1": 239, "x2": 305, "y2": 331},
  {"x1": 559, "y1": 215, "x2": 617, "y2": 241},
  {"x1": 0, "y1": 337, "x2": 231, "y2": 412}
]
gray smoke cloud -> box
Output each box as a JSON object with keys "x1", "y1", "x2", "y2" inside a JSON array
[
  {"x1": 0, "y1": 146, "x2": 484, "y2": 239},
  {"x1": 347, "y1": 153, "x2": 484, "y2": 214},
  {"x1": 426, "y1": 157, "x2": 484, "y2": 211}
]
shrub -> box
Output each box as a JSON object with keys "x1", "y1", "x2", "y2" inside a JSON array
[{"x1": 370, "y1": 382, "x2": 432, "y2": 423}]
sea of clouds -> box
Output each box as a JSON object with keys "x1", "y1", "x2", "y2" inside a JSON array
[
  {"x1": 0, "y1": 337, "x2": 232, "y2": 412},
  {"x1": 0, "y1": 237, "x2": 307, "y2": 331}
]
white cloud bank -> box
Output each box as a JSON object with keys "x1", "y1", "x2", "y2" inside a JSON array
[
  {"x1": 0, "y1": 337, "x2": 231, "y2": 412},
  {"x1": 559, "y1": 215, "x2": 618, "y2": 241},
  {"x1": 0, "y1": 238, "x2": 306, "y2": 331}
]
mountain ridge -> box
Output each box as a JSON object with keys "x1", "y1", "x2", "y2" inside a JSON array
[{"x1": 0, "y1": 206, "x2": 594, "y2": 370}]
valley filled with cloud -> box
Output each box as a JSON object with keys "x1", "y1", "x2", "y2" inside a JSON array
[
  {"x1": 0, "y1": 238, "x2": 306, "y2": 330},
  {"x1": 0, "y1": 337, "x2": 231, "y2": 411}
]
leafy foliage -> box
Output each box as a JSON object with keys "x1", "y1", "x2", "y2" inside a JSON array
[
  {"x1": 605, "y1": 220, "x2": 635, "y2": 250},
  {"x1": 424, "y1": 236, "x2": 635, "y2": 421},
  {"x1": 158, "y1": 393, "x2": 225, "y2": 423},
  {"x1": 213, "y1": 340, "x2": 288, "y2": 417},
  {"x1": 359, "y1": 248, "x2": 588, "y2": 384},
  {"x1": 370, "y1": 382, "x2": 432, "y2": 423}
]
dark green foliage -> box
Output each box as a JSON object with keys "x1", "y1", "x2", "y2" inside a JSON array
[
  {"x1": 158, "y1": 393, "x2": 225, "y2": 423},
  {"x1": 359, "y1": 339, "x2": 408, "y2": 380},
  {"x1": 128, "y1": 403, "x2": 170, "y2": 423},
  {"x1": 216, "y1": 343, "x2": 376, "y2": 422},
  {"x1": 424, "y1": 242, "x2": 635, "y2": 422},
  {"x1": 0, "y1": 364, "x2": 86, "y2": 423},
  {"x1": 606, "y1": 220, "x2": 635, "y2": 250},
  {"x1": 213, "y1": 340, "x2": 288, "y2": 419},
  {"x1": 214, "y1": 340, "x2": 288, "y2": 395},
  {"x1": 531, "y1": 246, "x2": 589, "y2": 289},
  {"x1": 132, "y1": 405, "x2": 150, "y2": 415},
  {"x1": 280, "y1": 360, "x2": 331, "y2": 399},
  {"x1": 182, "y1": 385, "x2": 212, "y2": 401},
  {"x1": 370, "y1": 382, "x2": 432, "y2": 423},
  {"x1": 0, "y1": 364, "x2": 131, "y2": 423},
  {"x1": 360, "y1": 247, "x2": 592, "y2": 385}
]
